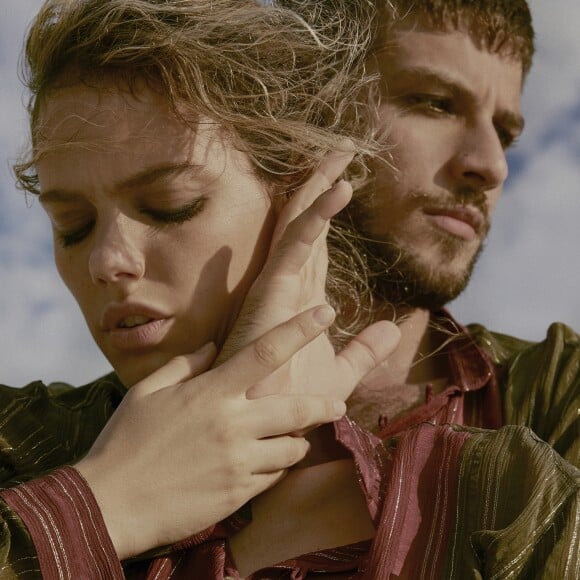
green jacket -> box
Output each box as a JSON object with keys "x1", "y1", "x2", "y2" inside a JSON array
[{"x1": 469, "y1": 321, "x2": 579, "y2": 466}]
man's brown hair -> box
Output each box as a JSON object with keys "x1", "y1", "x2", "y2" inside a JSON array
[{"x1": 380, "y1": 0, "x2": 535, "y2": 74}]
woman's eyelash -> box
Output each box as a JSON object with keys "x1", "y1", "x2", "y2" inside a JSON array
[
  {"x1": 56, "y1": 198, "x2": 207, "y2": 248},
  {"x1": 59, "y1": 222, "x2": 95, "y2": 248},
  {"x1": 142, "y1": 197, "x2": 207, "y2": 224}
]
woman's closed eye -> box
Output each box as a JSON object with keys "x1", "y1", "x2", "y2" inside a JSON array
[
  {"x1": 140, "y1": 197, "x2": 207, "y2": 225},
  {"x1": 55, "y1": 197, "x2": 209, "y2": 248},
  {"x1": 55, "y1": 220, "x2": 94, "y2": 248}
]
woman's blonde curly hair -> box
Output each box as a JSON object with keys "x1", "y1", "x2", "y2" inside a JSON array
[{"x1": 14, "y1": 0, "x2": 383, "y2": 344}]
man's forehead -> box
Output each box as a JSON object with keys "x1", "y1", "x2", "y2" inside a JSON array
[
  {"x1": 376, "y1": 25, "x2": 525, "y2": 92},
  {"x1": 374, "y1": 25, "x2": 524, "y2": 130},
  {"x1": 380, "y1": 16, "x2": 527, "y2": 76}
]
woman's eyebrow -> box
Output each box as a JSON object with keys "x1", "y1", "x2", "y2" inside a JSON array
[
  {"x1": 118, "y1": 162, "x2": 204, "y2": 190},
  {"x1": 39, "y1": 162, "x2": 204, "y2": 204}
]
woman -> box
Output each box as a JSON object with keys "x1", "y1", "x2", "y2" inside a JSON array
[{"x1": 0, "y1": 0, "x2": 400, "y2": 576}]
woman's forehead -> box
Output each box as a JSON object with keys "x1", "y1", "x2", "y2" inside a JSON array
[
  {"x1": 34, "y1": 82, "x2": 264, "y2": 198},
  {"x1": 36, "y1": 83, "x2": 196, "y2": 149},
  {"x1": 33, "y1": 83, "x2": 242, "y2": 182}
]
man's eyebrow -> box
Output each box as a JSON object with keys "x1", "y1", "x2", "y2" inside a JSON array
[
  {"x1": 387, "y1": 66, "x2": 467, "y2": 95},
  {"x1": 497, "y1": 110, "x2": 525, "y2": 136},
  {"x1": 389, "y1": 65, "x2": 525, "y2": 134},
  {"x1": 39, "y1": 162, "x2": 204, "y2": 204}
]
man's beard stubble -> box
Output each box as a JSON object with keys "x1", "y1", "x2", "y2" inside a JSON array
[
  {"x1": 349, "y1": 185, "x2": 490, "y2": 311},
  {"x1": 359, "y1": 231, "x2": 484, "y2": 311}
]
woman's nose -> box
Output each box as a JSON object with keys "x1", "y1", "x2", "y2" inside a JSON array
[{"x1": 88, "y1": 216, "x2": 145, "y2": 286}]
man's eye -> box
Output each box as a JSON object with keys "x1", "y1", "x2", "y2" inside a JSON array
[
  {"x1": 58, "y1": 222, "x2": 94, "y2": 248},
  {"x1": 400, "y1": 94, "x2": 453, "y2": 114},
  {"x1": 142, "y1": 197, "x2": 206, "y2": 225},
  {"x1": 496, "y1": 127, "x2": 519, "y2": 150}
]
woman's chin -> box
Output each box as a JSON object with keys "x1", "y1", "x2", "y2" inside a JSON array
[{"x1": 112, "y1": 353, "x2": 174, "y2": 389}]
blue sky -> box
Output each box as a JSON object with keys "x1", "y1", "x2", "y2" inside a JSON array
[{"x1": 1, "y1": 0, "x2": 579, "y2": 386}]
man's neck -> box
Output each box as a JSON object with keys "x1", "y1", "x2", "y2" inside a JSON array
[{"x1": 347, "y1": 304, "x2": 450, "y2": 432}]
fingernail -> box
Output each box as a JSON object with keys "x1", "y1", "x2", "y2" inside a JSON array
[
  {"x1": 323, "y1": 179, "x2": 344, "y2": 195},
  {"x1": 333, "y1": 400, "x2": 347, "y2": 417},
  {"x1": 313, "y1": 305, "x2": 335, "y2": 326},
  {"x1": 198, "y1": 341, "x2": 216, "y2": 355}
]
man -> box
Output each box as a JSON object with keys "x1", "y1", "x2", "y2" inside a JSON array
[{"x1": 319, "y1": 0, "x2": 579, "y2": 467}]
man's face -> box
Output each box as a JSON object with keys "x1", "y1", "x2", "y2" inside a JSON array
[
  {"x1": 37, "y1": 83, "x2": 275, "y2": 386},
  {"x1": 359, "y1": 25, "x2": 524, "y2": 308}
]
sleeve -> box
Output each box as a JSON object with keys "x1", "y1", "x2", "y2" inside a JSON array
[
  {"x1": 446, "y1": 425, "x2": 580, "y2": 579},
  {"x1": 0, "y1": 467, "x2": 124, "y2": 579}
]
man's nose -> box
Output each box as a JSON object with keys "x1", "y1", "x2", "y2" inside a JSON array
[
  {"x1": 449, "y1": 121, "x2": 509, "y2": 192},
  {"x1": 88, "y1": 216, "x2": 145, "y2": 285}
]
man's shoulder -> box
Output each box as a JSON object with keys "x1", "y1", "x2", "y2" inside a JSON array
[
  {"x1": 466, "y1": 320, "x2": 579, "y2": 366},
  {"x1": 465, "y1": 321, "x2": 579, "y2": 466}
]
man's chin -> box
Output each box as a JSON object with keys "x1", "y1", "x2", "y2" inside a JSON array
[
  {"x1": 374, "y1": 272, "x2": 470, "y2": 310},
  {"x1": 364, "y1": 238, "x2": 481, "y2": 310}
]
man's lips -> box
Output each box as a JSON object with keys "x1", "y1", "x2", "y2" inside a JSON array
[{"x1": 424, "y1": 206, "x2": 484, "y2": 241}]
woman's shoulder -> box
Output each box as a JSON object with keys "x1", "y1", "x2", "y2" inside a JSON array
[{"x1": 0, "y1": 373, "x2": 126, "y2": 484}]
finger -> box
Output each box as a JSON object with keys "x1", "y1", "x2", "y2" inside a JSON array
[
  {"x1": 251, "y1": 436, "x2": 311, "y2": 474},
  {"x1": 334, "y1": 321, "x2": 402, "y2": 399},
  {"x1": 272, "y1": 147, "x2": 355, "y2": 245},
  {"x1": 267, "y1": 180, "x2": 353, "y2": 277},
  {"x1": 133, "y1": 342, "x2": 217, "y2": 395},
  {"x1": 248, "y1": 395, "x2": 346, "y2": 438},
  {"x1": 247, "y1": 470, "x2": 288, "y2": 495},
  {"x1": 215, "y1": 305, "x2": 336, "y2": 390}
]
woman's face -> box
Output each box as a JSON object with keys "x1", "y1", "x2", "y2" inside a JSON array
[{"x1": 37, "y1": 83, "x2": 276, "y2": 386}]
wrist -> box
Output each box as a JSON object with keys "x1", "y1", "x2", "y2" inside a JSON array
[{"x1": 74, "y1": 457, "x2": 138, "y2": 560}]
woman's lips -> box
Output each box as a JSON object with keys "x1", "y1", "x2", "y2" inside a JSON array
[{"x1": 107, "y1": 318, "x2": 171, "y2": 351}]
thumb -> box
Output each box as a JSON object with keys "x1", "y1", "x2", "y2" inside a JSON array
[
  {"x1": 334, "y1": 321, "x2": 402, "y2": 400},
  {"x1": 132, "y1": 342, "x2": 217, "y2": 396}
]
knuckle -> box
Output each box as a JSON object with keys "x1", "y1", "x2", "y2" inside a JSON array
[
  {"x1": 284, "y1": 438, "x2": 307, "y2": 466},
  {"x1": 290, "y1": 399, "x2": 310, "y2": 427},
  {"x1": 359, "y1": 339, "x2": 381, "y2": 367},
  {"x1": 215, "y1": 418, "x2": 237, "y2": 446},
  {"x1": 252, "y1": 337, "x2": 281, "y2": 368},
  {"x1": 293, "y1": 315, "x2": 313, "y2": 342},
  {"x1": 222, "y1": 482, "x2": 246, "y2": 512},
  {"x1": 222, "y1": 447, "x2": 246, "y2": 481},
  {"x1": 349, "y1": 339, "x2": 380, "y2": 373}
]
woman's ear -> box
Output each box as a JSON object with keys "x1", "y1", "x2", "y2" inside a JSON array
[
  {"x1": 270, "y1": 171, "x2": 309, "y2": 217},
  {"x1": 271, "y1": 188, "x2": 288, "y2": 217}
]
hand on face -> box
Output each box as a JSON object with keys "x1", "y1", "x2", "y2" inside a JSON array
[
  {"x1": 74, "y1": 305, "x2": 346, "y2": 560},
  {"x1": 218, "y1": 149, "x2": 401, "y2": 404}
]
